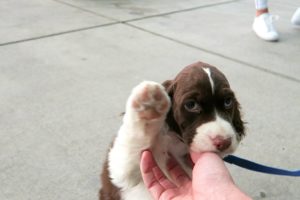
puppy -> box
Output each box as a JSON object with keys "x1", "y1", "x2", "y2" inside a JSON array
[{"x1": 99, "y1": 62, "x2": 245, "y2": 200}]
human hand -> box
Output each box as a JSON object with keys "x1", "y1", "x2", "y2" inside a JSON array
[{"x1": 140, "y1": 151, "x2": 252, "y2": 200}]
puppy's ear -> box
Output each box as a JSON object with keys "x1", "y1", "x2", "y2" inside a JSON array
[
  {"x1": 162, "y1": 80, "x2": 181, "y2": 135},
  {"x1": 233, "y1": 102, "x2": 245, "y2": 139},
  {"x1": 162, "y1": 80, "x2": 174, "y2": 97}
]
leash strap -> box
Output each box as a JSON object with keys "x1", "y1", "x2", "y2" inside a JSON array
[{"x1": 223, "y1": 155, "x2": 300, "y2": 177}]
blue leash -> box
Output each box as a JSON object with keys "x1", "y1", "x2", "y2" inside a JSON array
[{"x1": 223, "y1": 155, "x2": 300, "y2": 177}]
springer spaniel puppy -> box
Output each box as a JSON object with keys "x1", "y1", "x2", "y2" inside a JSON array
[{"x1": 100, "y1": 62, "x2": 245, "y2": 200}]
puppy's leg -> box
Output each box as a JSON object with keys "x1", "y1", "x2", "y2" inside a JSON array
[{"x1": 108, "y1": 81, "x2": 171, "y2": 189}]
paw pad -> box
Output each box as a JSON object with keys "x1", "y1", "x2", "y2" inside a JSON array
[{"x1": 130, "y1": 81, "x2": 170, "y2": 120}]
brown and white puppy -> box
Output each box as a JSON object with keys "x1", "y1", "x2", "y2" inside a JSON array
[{"x1": 100, "y1": 62, "x2": 245, "y2": 200}]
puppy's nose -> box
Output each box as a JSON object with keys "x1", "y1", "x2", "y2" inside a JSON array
[{"x1": 211, "y1": 136, "x2": 231, "y2": 151}]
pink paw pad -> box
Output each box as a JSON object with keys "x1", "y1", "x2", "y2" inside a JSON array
[{"x1": 131, "y1": 82, "x2": 170, "y2": 120}]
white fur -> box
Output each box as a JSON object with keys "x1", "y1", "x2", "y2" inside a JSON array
[
  {"x1": 190, "y1": 114, "x2": 239, "y2": 157},
  {"x1": 122, "y1": 182, "x2": 152, "y2": 200},
  {"x1": 203, "y1": 68, "x2": 215, "y2": 94},
  {"x1": 108, "y1": 81, "x2": 189, "y2": 200},
  {"x1": 107, "y1": 81, "x2": 238, "y2": 200}
]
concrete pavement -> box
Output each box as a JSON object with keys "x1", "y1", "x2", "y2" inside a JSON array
[{"x1": 0, "y1": 0, "x2": 299, "y2": 199}]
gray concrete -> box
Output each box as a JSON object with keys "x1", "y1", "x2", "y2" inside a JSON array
[
  {"x1": 0, "y1": 0, "x2": 299, "y2": 200},
  {"x1": 0, "y1": 0, "x2": 113, "y2": 44},
  {"x1": 57, "y1": 0, "x2": 231, "y2": 21},
  {"x1": 130, "y1": 0, "x2": 300, "y2": 81}
]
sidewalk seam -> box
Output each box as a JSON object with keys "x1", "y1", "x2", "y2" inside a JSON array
[
  {"x1": 0, "y1": 0, "x2": 239, "y2": 46},
  {"x1": 1, "y1": 0, "x2": 298, "y2": 83},
  {"x1": 52, "y1": 0, "x2": 117, "y2": 21},
  {"x1": 52, "y1": 0, "x2": 240, "y2": 23},
  {"x1": 0, "y1": 22, "x2": 119, "y2": 47},
  {"x1": 124, "y1": 0, "x2": 241, "y2": 23},
  {"x1": 124, "y1": 23, "x2": 300, "y2": 84}
]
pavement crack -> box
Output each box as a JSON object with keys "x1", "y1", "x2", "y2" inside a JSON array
[
  {"x1": 124, "y1": 0, "x2": 241, "y2": 23},
  {"x1": 51, "y1": 0, "x2": 118, "y2": 21},
  {"x1": 52, "y1": 0, "x2": 240, "y2": 24},
  {"x1": 1, "y1": 0, "x2": 240, "y2": 46},
  {"x1": 0, "y1": 22, "x2": 119, "y2": 47},
  {"x1": 124, "y1": 23, "x2": 300, "y2": 84}
]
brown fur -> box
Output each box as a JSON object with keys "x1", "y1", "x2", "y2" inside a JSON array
[
  {"x1": 99, "y1": 61, "x2": 245, "y2": 200},
  {"x1": 99, "y1": 157, "x2": 121, "y2": 200},
  {"x1": 164, "y1": 62, "x2": 245, "y2": 144}
]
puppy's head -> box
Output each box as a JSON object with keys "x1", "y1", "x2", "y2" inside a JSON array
[{"x1": 163, "y1": 62, "x2": 245, "y2": 156}]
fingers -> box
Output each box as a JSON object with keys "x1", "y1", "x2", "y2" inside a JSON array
[
  {"x1": 140, "y1": 151, "x2": 176, "y2": 200},
  {"x1": 166, "y1": 156, "x2": 190, "y2": 186}
]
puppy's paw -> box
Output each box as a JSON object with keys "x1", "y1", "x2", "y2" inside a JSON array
[{"x1": 129, "y1": 81, "x2": 171, "y2": 120}]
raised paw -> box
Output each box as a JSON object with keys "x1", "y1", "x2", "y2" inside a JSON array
[{"x1": 129, "y1": 81, "x2": 171, "y2": 120}]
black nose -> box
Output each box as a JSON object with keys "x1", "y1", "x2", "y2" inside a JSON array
[{"x1": 212, "y1": 136, "x2": 232, "y2": 151}]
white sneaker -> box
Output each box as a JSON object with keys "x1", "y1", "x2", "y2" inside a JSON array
[
  {"x1": 252, "y1": 13, "x2": 279, "y2": 41},
  {"x1": 291, "y1": 8, "x2": 300, "y2": 27}
]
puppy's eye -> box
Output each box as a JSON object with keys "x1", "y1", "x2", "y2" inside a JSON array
[
  {"x1": 224, "y1": 97, "x2": 233, "y2": 109},
  {"x1": 184, "y1": 100, "x2": 201, "y2": 113}
]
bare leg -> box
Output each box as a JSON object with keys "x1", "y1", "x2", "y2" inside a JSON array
[{"x1": 256, "y1": 8, "x2": 269, "y2": 16}]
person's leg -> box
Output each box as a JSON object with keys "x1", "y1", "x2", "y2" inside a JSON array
[
  {"x1": 253, "y1": 0, "x2": 279, "y2": 41},
  {"x1": 291, "y1": 8, "x2": 300, "y2": 27},
  {"x1": 255, "y1": 0, "x2": 269, "y2": 16}
]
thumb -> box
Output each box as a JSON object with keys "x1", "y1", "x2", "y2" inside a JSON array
[
  {"x1": 191, "y1": 152, "x2": 252, "y2": 200},
  {"x1": 192, "y1": 152, "x2": 234, "y2": 190}
]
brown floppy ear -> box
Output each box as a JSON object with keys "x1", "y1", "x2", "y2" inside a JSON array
[
  {"x1": 162, "y1": 80, "x2": 181, "y2": 135},
  {"x1": 162, "y1": 80, "x2": 174, "y2": 96},
  {"x1": 233, "y1": 101, "x2": 246, "y2": 139}
]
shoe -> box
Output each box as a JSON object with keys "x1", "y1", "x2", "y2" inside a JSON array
[
  {"x1": 291, "y1": 8, "x2": 300, "y2": 27},
  {"x1": 252, "y1": 13, "x2": 279, "y2": 41}
]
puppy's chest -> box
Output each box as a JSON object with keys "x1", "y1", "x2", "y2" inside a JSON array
[{"x1": 152, "y1": 131, "x2": 192, "y2": 178}]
